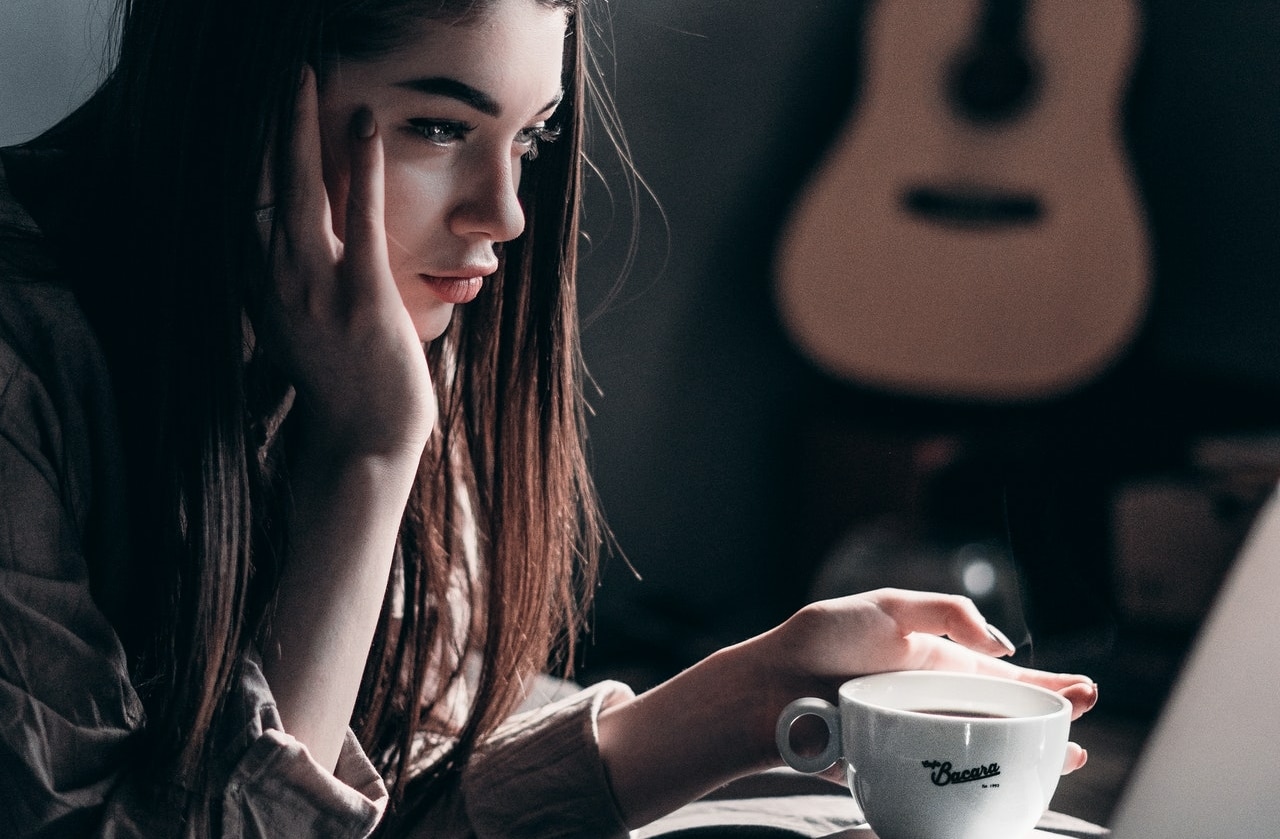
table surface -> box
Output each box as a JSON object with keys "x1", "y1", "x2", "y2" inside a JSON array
[
  {"x1": 634, "y1": 791, "x2": 1108, "y2": 839},
  {"x1": 821, "y1": 829, "x2": 1069, "y2": 838}
]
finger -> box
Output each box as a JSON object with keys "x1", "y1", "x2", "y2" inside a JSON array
[
  {"x1": 895, "y1": 633, "x2": 1098, "y2": 713},
  {"x1": 1058, "y1": 679, "x2": 1100, "y2": 719},
  {"x1": 991, "y1": 668, "x2": 1097, "y2": 719},
  {"x1": 283, "y1": 65, "x2": 334, "y2": 253},
  {"x1": 342, "y1": 107, "x2": 391, "y2": 291},
  {"x1": 1062, "y1": 743, "x2": 1088, "y2": 775},
  {"x1": 256, "y1": 145, "x2": 279, "y2": 254},
  {"x1": 866, "y1": 588, "x2": 1015, "y2": 657},
  {"x1": 818, "y1": 761, "x2": 848, "y2": 785},
  {"x1": 256, "y1": 113, "x2": 276, "y2": 211}
]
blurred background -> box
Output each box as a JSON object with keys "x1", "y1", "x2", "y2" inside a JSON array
[
  {"x1": 569, "y1": 0, "x2": 1280, "y2": 824},
  {"x1": 6, "y1": 0, "x2": 1280, "y2": 827}
]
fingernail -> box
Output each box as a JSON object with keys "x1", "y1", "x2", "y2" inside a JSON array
[
  {"x1": 1066, "y1": 680, "x2": 1099, "y2": 712},
  {"x1": 986, "y1": 623, "x2": 1017, "y2": 655},
  {"x1": 352, "y1": 108, "x2": 376, "y2": 139}
]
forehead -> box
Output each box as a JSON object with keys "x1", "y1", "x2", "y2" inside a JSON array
[{"x1": 328, "y1": 1, "x2": 570, "y2": 101}]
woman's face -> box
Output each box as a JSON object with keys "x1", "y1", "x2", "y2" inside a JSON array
[{"x1": 319, "y1": 0, "x2": 569, "y2": 341}]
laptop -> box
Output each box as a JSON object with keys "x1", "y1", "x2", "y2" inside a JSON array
[{"x1": 1104, "y1": 482, "x2": 1280, "y2": 838}]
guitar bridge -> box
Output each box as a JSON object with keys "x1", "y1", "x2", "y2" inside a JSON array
[{"x1": 903, "y1": 186, "x2": 1042, "y2": 228}]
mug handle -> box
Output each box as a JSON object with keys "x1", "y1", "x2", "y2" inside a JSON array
[{"x1": 775, "y1": 697, "x2": 842, "y2": 774}]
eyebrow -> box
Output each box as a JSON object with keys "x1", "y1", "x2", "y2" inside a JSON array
[{"x1": 395, "y1": 76, "x2": 564, "y2": 118}]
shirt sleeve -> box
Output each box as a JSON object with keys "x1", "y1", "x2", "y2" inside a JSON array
[
  {"x1": 214, "y1": 655, "x2": 388, "y2": 838},
  {"x1": 0, "y1": 335, "x2": 388, "y2": 838},
  {"x1": 402, "y1": 680, "x2": 636, "y2": 839}
]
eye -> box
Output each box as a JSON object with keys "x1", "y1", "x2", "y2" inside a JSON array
[
  {"x1": 407, "y1": 119, "x2": 473, "y2": 146},
  {"x1": 515, "y1": 123, "x2": 562, "y2": 161}
]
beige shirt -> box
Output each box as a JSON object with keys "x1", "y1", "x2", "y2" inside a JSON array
[{"x1": 0, "y1": 148, "x2": 634, "y2": 838}]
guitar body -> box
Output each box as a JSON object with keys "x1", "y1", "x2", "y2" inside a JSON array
[{"x1": 776, "y1": 0, "x2": 1150, "y2": 401}]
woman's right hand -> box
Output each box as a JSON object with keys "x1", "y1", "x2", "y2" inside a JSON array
[
  {"x1": 255, "y1": 69, "x2": 436, "y2": 773},
  {"x1": 260, "y1": 66, "x2": 435, "y2": 461}
]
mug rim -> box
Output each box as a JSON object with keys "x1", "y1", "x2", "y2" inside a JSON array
[{"x1": 838, "y1": 670, "x2": 1071, "y2": 720}]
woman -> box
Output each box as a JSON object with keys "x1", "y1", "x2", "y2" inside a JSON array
[{"x1": 0, "y1": 0, "x2": 1096, "y2": 836}]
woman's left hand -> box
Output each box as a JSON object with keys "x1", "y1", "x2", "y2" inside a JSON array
[
  {"x1": 758, "y1": 588, "x2": 1097, "y2": 777},
  {"x1": 764, "y1": 588, "x2": 1096, "y2": 714},
  {"x1": 598, "y1": 588, "x2": 1097, "y2": 828}
]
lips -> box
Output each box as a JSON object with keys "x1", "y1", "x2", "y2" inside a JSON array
[{"x1": 421, "y1": 275, "x2": 485, "y2": 305}]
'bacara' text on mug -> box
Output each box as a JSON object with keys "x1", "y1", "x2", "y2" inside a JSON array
[{"x1": 776, "y1": 671, "x2": 1070, "y2": 839}]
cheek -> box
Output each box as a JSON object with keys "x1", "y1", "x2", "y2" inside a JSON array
[{"x1": 381, "y1": 160, "x2": 450, "y2": 263}]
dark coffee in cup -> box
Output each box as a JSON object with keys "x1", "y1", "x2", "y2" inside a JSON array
[{"x1": 911, "y1": 709, "x2": 1011, "y2": 719}]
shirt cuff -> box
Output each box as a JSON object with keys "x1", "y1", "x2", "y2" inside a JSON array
[
  {"x1": 222, "y1": 727, "x2": 388, "y2": 838},
  {"x1": 216, "y1": 654, "x2": 389, "y2": 837},
  {"x1": 462, "y1": 680, "x2": 635, "y2": 839}
]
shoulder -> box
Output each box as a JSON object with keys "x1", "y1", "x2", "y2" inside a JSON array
[
  {"x1": 0, "y1": 149, "x2": 37, "y2": 232},
  {"x1": 0, "y1": 275, "x2": 110, "y2": 409},
  {"x1": 0, "y1": 147, "x2": 113, "y2": 400},
  {"x1": 0, "y1": 150, "x2": 119, "y2": 535}
]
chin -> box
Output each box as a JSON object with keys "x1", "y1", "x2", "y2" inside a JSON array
[{"x1": 414, "y1": 307, "x2": 455, "y2": 343}]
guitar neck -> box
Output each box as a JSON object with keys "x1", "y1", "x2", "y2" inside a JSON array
[
  {"x1": 950, "y1": 0, "x2": 1040, "y2": 124},
  {"x1": 976, "y1": 0, "x2": 1031, "y2": 47}
]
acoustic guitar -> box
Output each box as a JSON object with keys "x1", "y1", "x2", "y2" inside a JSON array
[{"x1": 775, "y1": 0, "x2": 1150, "y2": 401}]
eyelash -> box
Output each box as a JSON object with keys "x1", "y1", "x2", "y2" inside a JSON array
[
  {"x1": 516, "y1": 123, "x2": 562, "y2": 161},
  {"x1": 407, "y1": 119, "x2": 562, "y2": 160}
]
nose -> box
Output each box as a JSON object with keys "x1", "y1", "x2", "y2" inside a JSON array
[{"x1": 449, "y1": 152, "x2": 526, "y2": 244}]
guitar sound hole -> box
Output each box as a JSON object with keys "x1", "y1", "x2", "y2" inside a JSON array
[
  {"x1": 948, "y1": 46, "x2": 1040, "y2": 123},
  {"x1": 902, "y1": 186, "x2": 1042, "y2": 228}
]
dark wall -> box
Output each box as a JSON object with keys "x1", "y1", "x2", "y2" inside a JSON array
[{"x1": 575, "y1": 1, "x2": 1280, "y2": 688}]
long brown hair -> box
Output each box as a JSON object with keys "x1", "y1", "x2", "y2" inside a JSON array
[
  {"x1": 335, "y1": 0, "x2": 606, "y2": 815},
  {"x1": 28, "y1": 0, "x2": 610, "y2": 823}
]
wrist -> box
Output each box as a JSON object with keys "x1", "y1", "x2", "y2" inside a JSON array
[
  {"x1": 685, "y1": 640, "x2": 782, "y2": 776},
  {"x1": 288, "y1": 408, "x2": 426, "y2": 487},
  {"x1": 733, "y1": 611, "x2": 859, "y2": 773},
  {"x1": 597, "y1": 642, "x2": 776, "y2": 826},
  {"x1": 288, "y1": 387, "x2": 434, "y2": 466},
  {"x1": 719, "y1": 628, "x2": 811, "y2": 774}
]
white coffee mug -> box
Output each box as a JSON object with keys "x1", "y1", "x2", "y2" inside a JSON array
[{"x1": 776, "y1": 671, "x2": 1071, "y2": 839}]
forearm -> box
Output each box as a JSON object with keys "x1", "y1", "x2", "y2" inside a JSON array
[
  {"x1": 596, "y1": 637, "x2": 789, "y2": 828},
  {"x1": 261, "y1": 446, "x2": 420, "y2": 772}
]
